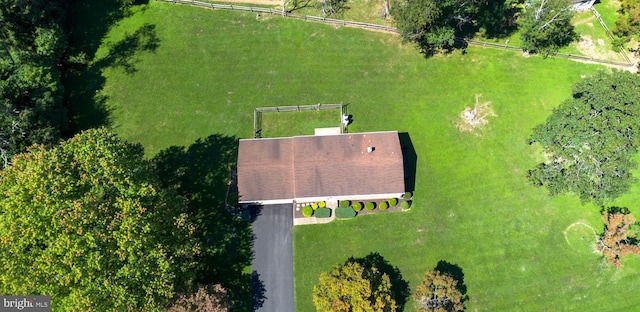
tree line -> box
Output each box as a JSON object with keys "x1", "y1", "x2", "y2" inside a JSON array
[
  {"x1": 0, "y1": 0, "x2": 138, "y2": 167},
  {"x1": 392, "y1": 0, "x2": 578, "y2": 56},
  {"x1": 0, "y1": 1, "x2": 249, "y2": 311},
  {"x1": 0, "y1": 0, "x2": 69, "y2": 166}
]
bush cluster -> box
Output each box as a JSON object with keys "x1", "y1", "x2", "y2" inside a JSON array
[
  {"x1": 302, "y1": 205, "x2": 313, "y2": 217},
  {"x1": 352, "y1": 202, "x2": 363, "y2": 212},
  {"x1": 365, "y1": 202, "x2": 375, "y2": 211}
]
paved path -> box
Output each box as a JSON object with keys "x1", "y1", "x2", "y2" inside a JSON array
[{"x1": 252, "y1": 204, "x2": 294, "y2": 312}]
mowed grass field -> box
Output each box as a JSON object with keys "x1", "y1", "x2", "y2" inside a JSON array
[
  {"x1": 261, "y1": 108, "x2": 342, "y2": 137},
  {"x1": 89, "y1": 2, "x2": 640, "y2": 311}
]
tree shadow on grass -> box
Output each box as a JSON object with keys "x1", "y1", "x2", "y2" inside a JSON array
[
  {"x1": 153, "y1": 134, "x2": 254, "y2": 311},
  {"x1": 63, "y1": 0, "x2": 157, "y2": 135},
  {"x1": 435, "y1": 260, "x2": 468, "y2": 305},
  {"x1": 347, "y1": 252, "x2": 411, "y2": 310}
]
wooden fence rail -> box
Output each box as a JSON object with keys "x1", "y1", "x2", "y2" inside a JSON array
[
  {"x1": 590, "y1": 7, "x2": 632, "y2": 64},
  {"x1": 159, "y1": 0, "x2": 634, "y2": 67}
]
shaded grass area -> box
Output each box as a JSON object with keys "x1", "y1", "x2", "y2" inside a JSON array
[
  {"x1": 92, "y1": 2, "x2": 640, "y2": 311},
  {"x1": 261, "y1": 108, "x2": 341, "y2": 137}
]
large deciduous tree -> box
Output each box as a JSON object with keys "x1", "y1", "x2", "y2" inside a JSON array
[
  {"x1": 414, "y1": 270, "x2": 464, "y2": 312},
  {"x1": 527, "y1": 71, "x2": 640, "y2": 205},
  {"x1": 313, "y1": 261, "x2": 397, "y2": 312},
  {"x1": 519, "y1": 0, "x2": 578, "y2": 55},
  {"x1": 0, "y1": 128, "x2": 200, "y2": 311}
]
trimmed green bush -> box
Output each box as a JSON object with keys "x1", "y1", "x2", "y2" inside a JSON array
[
  {"x1": 335, "y1": 207, "x2": 356, "y2": 218},
  {"x1": 319, "y1": 201, "x2": 326, "y2": 208},
  {"x1": 302, "y1": 205, "x2": 313, "y2": 217},
  {"x1": 404, "y1": 191, "x2": 413, "y2": 199},
  {"x1": 389, "y1": 198, "x2": 398, "y2": 206},
  {"x1": 401, "y1": 201, "x2": 411, "y2": 210},
  {"x1": 365, "y1": 202, "x2": 375, "y2": 211},
  {"x1": 352, "y1": 202, "x2": 363, "y2": 212},
  {"x1": 379, "y1": 202, "x2": 388, "y2": 210},
  {"x1": 339, "y1": 200, "x2": 350, "y2": 208},
  {"x1": 315, "y1": 208, "x2": 331, "y2": 218},
  {"x1": 311, "y1": 203, "x2": 319, "y2": 210}
]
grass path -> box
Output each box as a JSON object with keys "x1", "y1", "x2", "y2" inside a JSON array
[{"x1": 90, "y1": 3, "x2": 640, "y2": 311}]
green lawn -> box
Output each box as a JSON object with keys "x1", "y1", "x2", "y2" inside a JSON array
[
  {"x1": 261, "y1": 108, "x2": 342, "y2": 137},
  {"x1": 84, "y1": 2, "x2": 640, "y2": 311},
  {"x1": 593, "y1": 0, "x2": 620, "y2": 30}
]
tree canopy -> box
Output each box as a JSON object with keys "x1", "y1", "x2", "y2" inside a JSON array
[
  {"x1": 392, "y1": 0, "x2": 524, "y2": 55},
  {"x1": 313, "y1": 261, "x2": 397, "y2": 312},
  {"x1": 414, "y1": 270, "x2": 464, "y2": 312},
  {"x1": 519, "y1": 0, "x2": 578, "y2": 55},
  {"x1": 0, "y1": 128, "x2": 200, "y2": 311},
  {"x1": 527, "y1": 71, "x2": 640, "y2": 204}
]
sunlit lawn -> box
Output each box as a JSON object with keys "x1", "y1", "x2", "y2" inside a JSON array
[
  {"x1": 261, "y1": 108, "x2": 342, "y2": 138},
  {"x1": 93, "y1": 2, "x2": 640, "y2": 311}
]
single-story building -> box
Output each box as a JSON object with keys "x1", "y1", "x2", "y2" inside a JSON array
[{"x1": 237, "y1": 131, "x2": 405, "y2": 205}]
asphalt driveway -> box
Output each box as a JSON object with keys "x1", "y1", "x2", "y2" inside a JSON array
[{"x1": 251, "y1": 204, "x2": 294, "y2": 312}]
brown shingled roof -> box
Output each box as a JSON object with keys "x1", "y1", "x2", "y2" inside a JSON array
[
  {"x1": 237, "y1": 138, "x2": 294, "y2": 202},
  {"x1": 237, "y1": 131, "x2": 405, "y2": 203}
]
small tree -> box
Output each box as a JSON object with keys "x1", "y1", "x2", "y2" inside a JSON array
[
  {"x1": 519, "y1": 0, "x2": 578, "y2": 55},
  {"x1": 414, "y1": 270, "x2": 464, "y2": 312},
  {"x1": 596, "y1": 207, "x2": 640, "y2": 267},
  {"x1": 313, "y1": 261, "x2": 397, "y2": 312}
]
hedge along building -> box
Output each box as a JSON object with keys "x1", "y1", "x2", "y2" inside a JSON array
[{"x1": 237, "y1": 131, "x2": 405, "y2": 205}]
